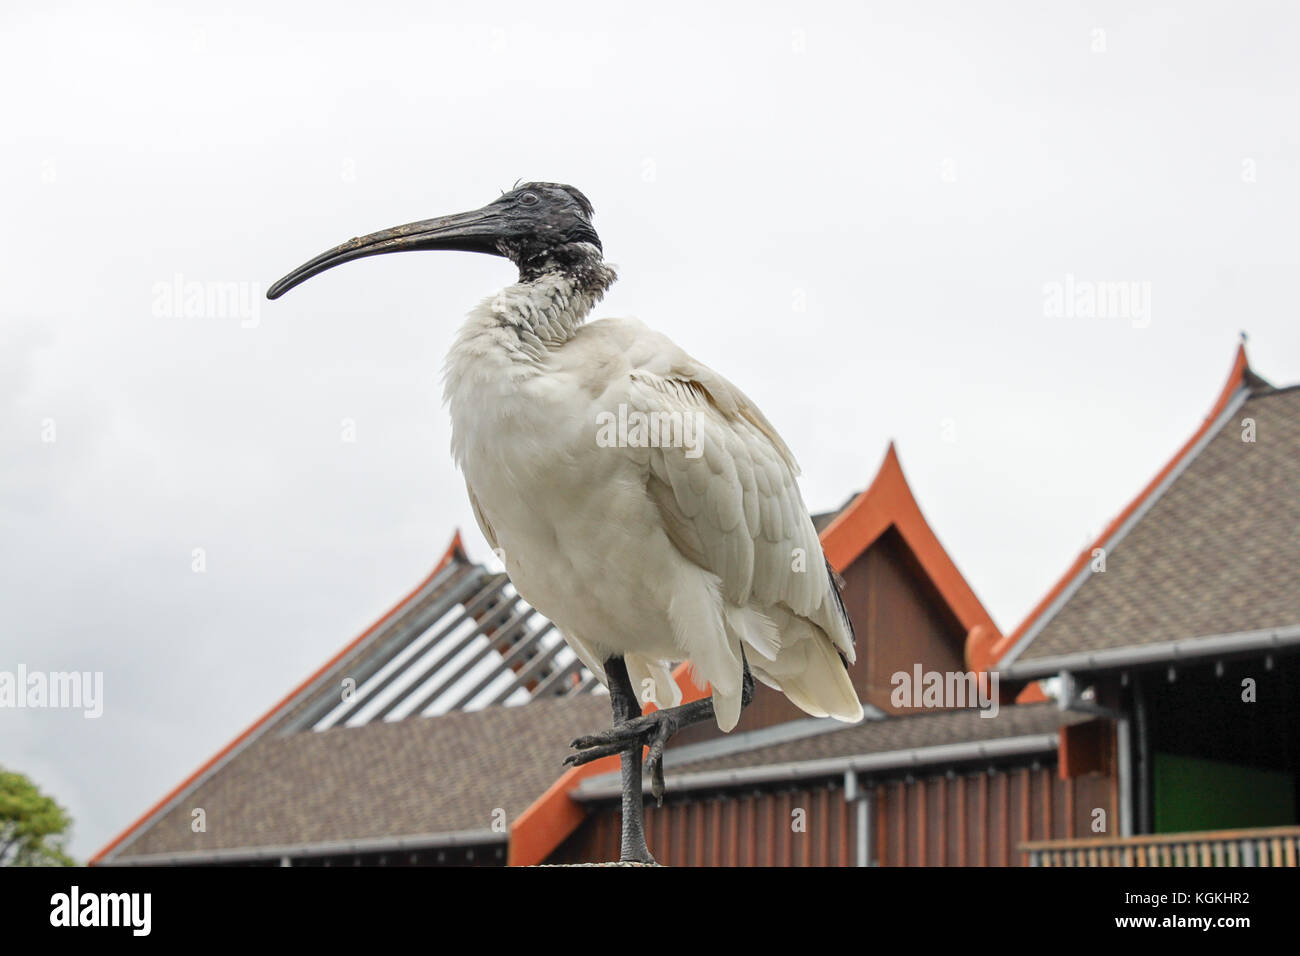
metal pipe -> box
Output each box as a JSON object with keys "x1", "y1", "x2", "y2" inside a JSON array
[
  {"x1": 1134, "y1": 672, "x2": 1152, "y2": 835},
  {"x1": 575, "y1": 732, "x2": 1062, "y2": 800}
]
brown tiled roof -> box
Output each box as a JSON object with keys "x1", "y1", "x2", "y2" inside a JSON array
[
  {"x1": 1017, "y1": 385, "x2": 1300, "y2": 663},
  {"x1": 670, "y1": 702, "x2": 1089, "y2": 775},
  {"x1": 115, "y1": 694, "x2": 610, "y2": 860}
]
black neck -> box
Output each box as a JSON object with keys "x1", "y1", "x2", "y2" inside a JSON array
[{"x1": 516, "y1": 242, "x2": 613, "y2": 292}]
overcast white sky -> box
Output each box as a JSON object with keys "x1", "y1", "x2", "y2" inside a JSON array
[{"x1": 3, "y1": 1, "x2": 1297, "y2": 860}]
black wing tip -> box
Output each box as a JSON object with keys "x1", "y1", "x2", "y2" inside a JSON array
[{"x1": 826, "y1": 556, "x2": 856, "y2": 651}]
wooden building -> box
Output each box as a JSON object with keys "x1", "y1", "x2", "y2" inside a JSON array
[
  {"x1": 90, "y1": 345, "x2": 1297, "y2": 866},
  {"x1": 980, "y1": 345, "x2": 1300, "y2": 866}
]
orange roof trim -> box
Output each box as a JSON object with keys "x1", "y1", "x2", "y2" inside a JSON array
[
  {"x1": 821, "y1": 442, "x2": 998, "y2": 636},
  {"x1": 89, "y1": 531, "x2": 468, "y2": 865},
  {"x1": 972, "y1": 344, "x2": 1254, "y2": 675}
]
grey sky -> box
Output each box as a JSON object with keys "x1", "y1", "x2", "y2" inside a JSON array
[{"x1": 2, "y1": 1, "x2": 1297, "y2": 860}]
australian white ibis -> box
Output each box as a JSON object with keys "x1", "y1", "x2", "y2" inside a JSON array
[{"x1": 267, "y1": 183, "x2": 863, "y2": 864}]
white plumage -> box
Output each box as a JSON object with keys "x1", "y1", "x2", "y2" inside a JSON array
[{"x1": 443, "y1": 270, "x2": 863, "y2": 731}]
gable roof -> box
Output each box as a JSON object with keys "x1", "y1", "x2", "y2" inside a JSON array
[
  {"x1": 820, "y1": 443, "x2": 999, "y2": 638},
  {"x1": 977, "y1": 345, "x2": 1299, "y2": 680},
  {"x1": 92, "y1": 533, "x2": 602, "y2": 865}
]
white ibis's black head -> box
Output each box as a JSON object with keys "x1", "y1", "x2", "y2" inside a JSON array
[{"x1": 266, "y1": 182, "x2": 602, "y2": 300}]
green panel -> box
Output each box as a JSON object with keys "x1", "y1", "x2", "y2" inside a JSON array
[{"x1": 1154, "y1": 752, "x2": 1295, "y2": 833}]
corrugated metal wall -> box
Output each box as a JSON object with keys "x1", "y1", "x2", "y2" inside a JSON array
[
  {"x1": 872, "y1": 764, "x2": 1116, "y2": 866},
  {"x1": 549, "y1": 780, "x2": 858, "y2": 866},
  {"x1": 547, "y1": 761, "x2": 1116, "y2": 866}
]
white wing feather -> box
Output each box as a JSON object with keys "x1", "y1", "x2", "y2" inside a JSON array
[
  {"x1": 592, "y1": 320, "x2": 861, "y2": 725},
  {"x1": 619, "y1": 325, "x2": 855, "y2": 662}
]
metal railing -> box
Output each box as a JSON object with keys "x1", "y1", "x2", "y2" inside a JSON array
[{"x1": 1021, "y1": 826, "x2": 1300, "y2": 866}]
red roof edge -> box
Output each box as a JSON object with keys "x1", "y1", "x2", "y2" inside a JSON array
[
  {"x1": 972, "y1": 343, "x2": 1253, "y2": 675},
  {"x1": 89, "y1": 531, "x2": 468, "y2": 865},
  {"x1": 510, "y1": 444, "x2": 999, "y2": 865},
  {"x1": 821, "y1": 442, "x2": 999, "y2": 636}
]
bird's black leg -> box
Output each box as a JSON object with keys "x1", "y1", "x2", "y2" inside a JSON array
[
  {"x1": 566, "y1": 656, "x2": 756, "y2": 805},
  {"x1": 603, "y1": 657, "x2": 656, "y2": 864}
]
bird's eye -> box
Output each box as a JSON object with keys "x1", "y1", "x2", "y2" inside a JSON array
[{"x1": 519, "y1": 192, "x2": 539, "y2": 206}]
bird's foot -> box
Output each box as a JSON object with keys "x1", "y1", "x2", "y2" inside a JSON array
[
  {"x1": 564, "y1": 709, "x2": 680, "y2": 804},
  {"x1": 621, "y1": 846, "x2": 658, "y2": 865}
]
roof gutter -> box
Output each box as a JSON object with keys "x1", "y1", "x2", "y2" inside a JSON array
[
  {"x1": 106, "y1": 827, "x2": 503, "y2": 867},
  {"x1": 574, "y1": 732, "x2": 1062, "y2": 801},
  {"x1": 1003, "y1": 623, "x2": 1300, "y2": 681}
]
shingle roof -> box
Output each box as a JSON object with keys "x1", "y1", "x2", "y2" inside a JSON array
[
  {"x1": 115, "y1": 693, "x2": 612, "y2": 860},
  {"x1": 1016, "y1": 385, "x2": 1300, "y2": 663},
  {"x1": 669, "y1": 701, "x2": 1088, "y2": 776},
  {"x1": 95, "y1": 534, "x2": 613, "y2": 864}
]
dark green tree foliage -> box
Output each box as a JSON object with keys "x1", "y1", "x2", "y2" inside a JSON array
[{"x1": 0, "y1": 767, "x2": 76, "y2": 866}]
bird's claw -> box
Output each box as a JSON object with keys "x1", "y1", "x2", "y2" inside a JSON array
[
  {"x1": 562, "y1": 741, "x2": 627, "y2": 768},
  {"x1": 643, "y1": 712, "x2": 677, "y2": 805},
  {"x1": 564, "y1": 710, "x2": 680, "y2": 802}
]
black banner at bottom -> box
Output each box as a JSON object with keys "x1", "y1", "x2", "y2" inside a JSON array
[{"x1": 0, "y1": 863, "x2": 1278, "y2": 942}]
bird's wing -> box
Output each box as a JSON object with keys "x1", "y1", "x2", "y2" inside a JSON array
[{"x1": 612, "y1": 323, "x2": 855, "y2": 663}]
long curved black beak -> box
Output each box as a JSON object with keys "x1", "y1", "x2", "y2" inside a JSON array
[{"x1": 266, "y1": 205, "x2": 510, "y2": 300}]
